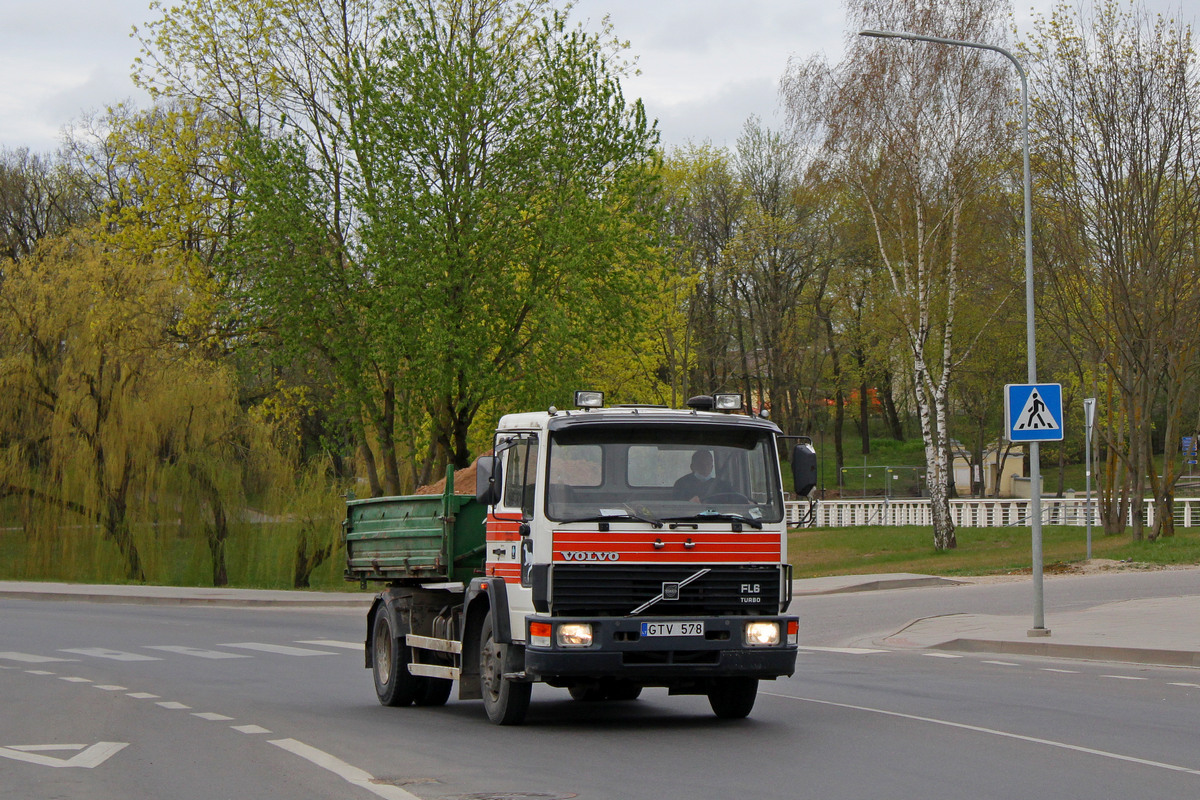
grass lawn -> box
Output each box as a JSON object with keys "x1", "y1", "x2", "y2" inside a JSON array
[{"x1": 788, "y1": 523, "x2": 1200, "y2": 578}]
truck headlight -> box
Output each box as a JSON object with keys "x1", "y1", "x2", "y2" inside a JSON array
[
  {"x1": 744, "y1": 621, "x2": 780, "y2": 646},
  {"x1": 557, "y1": 623, "x2": 593, "y2": 647}
]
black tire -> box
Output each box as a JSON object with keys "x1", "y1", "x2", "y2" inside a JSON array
[
  {"x1": 707, "y1": 677, "x2": 758, "y2": 719},
  {"x1": 372, "y1": 612, "x2": 421, "y2": 707},
  {"x1": 479, "y1": 613, "x2": 531, "y2": 725},
  {"x1": 415, "y1": 676, "x2": 453, "y2": 707}
]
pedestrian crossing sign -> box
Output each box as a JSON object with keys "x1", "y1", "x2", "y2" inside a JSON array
[{"x1": 1005, "y1": 383, "x2": 1064, "y2": 442}]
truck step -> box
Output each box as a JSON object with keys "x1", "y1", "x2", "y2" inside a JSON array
[
  {"x1": 407, "y1": 634, "x2": 462, "y2": 655},
  {"x1": 409, "y1": 663, "x2": 461, "y2": 681}
]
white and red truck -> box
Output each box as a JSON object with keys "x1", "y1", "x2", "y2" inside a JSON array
[{"x1": 344, "y1": 392, "x2": 817, "y2": 724}]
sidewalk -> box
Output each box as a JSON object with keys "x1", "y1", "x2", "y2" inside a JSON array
[{"x1": 3, "y1": 575, "x2": 1198, "y2": 668}]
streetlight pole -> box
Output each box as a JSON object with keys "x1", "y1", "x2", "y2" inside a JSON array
[{"x1": 859, "y1": 29, "x2": 1049, "y2": 635}]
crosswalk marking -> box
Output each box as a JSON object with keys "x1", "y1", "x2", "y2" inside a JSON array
[
  {"x1": 0, "y1": 652, "x2": 77, "y2": 664},
  {"x1": 144, "y1": 646, "x2": 250, "y2": 660},
  {"x1": 220, "y1": 642, "x2": 335, "y2": 657},
  {"x1": 296, "y1": 640, "x2": 361, "y2": 650},
  {"x1": 60, "y1": 648, "x2": 161, "y2": 662}
]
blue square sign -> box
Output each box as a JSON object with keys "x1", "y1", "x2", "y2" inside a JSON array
[{"x1": 1005, "y1": 384, "x2": 1064, "y2": 442}]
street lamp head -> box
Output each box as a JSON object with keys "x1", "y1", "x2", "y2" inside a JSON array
[{"x1": 858, "y1": 29, "x2": 905, "y2": 39}]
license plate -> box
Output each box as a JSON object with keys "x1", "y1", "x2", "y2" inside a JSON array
[{"x1": 640, "y1": 621, "x2": 704, "y2": 637}]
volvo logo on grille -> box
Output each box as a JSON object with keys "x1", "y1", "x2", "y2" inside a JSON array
[
  {"x1": 561, "y1": 551, "x2": 620, "y2": 562},
  {"x1": 662, "y1": 582, "x2": 681, "y2": 600}
]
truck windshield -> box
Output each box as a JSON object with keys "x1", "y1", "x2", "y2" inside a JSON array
[{"x1": 545, "y1": 425, "x2": 784, "y2": 524}]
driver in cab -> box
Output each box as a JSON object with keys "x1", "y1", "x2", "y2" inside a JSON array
[{"x1": 673, "y1": 450, "x2": 730, "y2": 503}]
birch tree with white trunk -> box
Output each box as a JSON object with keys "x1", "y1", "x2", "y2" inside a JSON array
[{"x1": 783, "y1": 0, "x2": 1016, "y2": 549}]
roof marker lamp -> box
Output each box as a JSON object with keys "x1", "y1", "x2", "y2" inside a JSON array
[{"x1": 574, "y1": 390, "x2": 604, "y2": 409}]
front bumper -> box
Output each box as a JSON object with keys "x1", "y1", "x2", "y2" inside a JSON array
[{"x1": 522, "y1": 615, "x2": 798, "y2": 682}]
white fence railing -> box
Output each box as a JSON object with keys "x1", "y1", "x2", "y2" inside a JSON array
[{"x1": 786, "y1": 497, "x2": 1200, "y2": 528}]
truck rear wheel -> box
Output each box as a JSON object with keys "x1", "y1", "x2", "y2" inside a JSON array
[
  {"x1": 479, "y1": 613, "x2": 530, "y2": 725},
  {"x1": 707, "y1": 677, "x2": 758, "y2": 719},
  {"x1": 372, "y1": 612, "x2": 421, "y2": 707}
]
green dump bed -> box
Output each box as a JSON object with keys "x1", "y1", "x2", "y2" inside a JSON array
[{"x1": 343, "y1": 470, "x2": 487, "y2": 585}]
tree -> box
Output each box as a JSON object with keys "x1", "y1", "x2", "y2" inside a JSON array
[
  {"x1": 783, "y1": 0, "x2": 1018, "y2": 549},
  {"x1": 0, "y1": 148, "x2": 96, "y2": 260},
  {"x1": 0, "y1": 228, "x2": 242, "y2": 581},
  {"x1": 342, "y1": 0, "x2": 662, "y2": 472},
  {"x1": 1024, "y1": 0, "x2": 1200, "y2": 540}
]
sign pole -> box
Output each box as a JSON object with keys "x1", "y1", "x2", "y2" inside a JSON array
[{"x1": 1084, "y1": 398, "x2": 1096, "y2": 560}]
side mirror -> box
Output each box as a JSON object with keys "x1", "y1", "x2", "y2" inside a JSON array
[
  {"x1": 475, "y1": 456, "x2": 503, "y2": 505},
  {"x1": 791, "y1": 443, "x2": 817, "y2": 497}
]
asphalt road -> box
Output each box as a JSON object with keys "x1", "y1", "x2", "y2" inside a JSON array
[{"x1": 2, "y1": 575, "x2": 1198, "y2": 799}]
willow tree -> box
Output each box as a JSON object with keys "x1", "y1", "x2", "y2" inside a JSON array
[
  {"x1": 0, "y1": 228, "x2": 244, "y2": 581},
  {"x1": 784, "y1": 0, "x2": 1016, "y2": 549},
  {"x1": 1024, "y1": 1, "x2": 1200, "y2": 540}
]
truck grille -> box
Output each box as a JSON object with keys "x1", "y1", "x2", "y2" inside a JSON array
[{"x1": 549, "y1": 565, "x2": 783, "y2": 617}]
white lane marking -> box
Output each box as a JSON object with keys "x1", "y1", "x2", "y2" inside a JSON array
[
  {"x1": 798, "y1": 646, "x2": 889, "y2": 655},
  {"x1": 981, "y1": 660, "x2": 1020, "y2": 667},
  {"x1": 923, "y1": 653, "x2": 964, "y2": 659},
  {"x1": 126, "y1": 692, "x2": 160, "y2": 699},
  {"x1": 59, "y1": 676, "x2": 92, "y2": 683},
  {"x1": 60, "y1": 648, "x2": 161, "y2": 662},
  {"x1": 1102, "y1": 675, "x2": 1148, "y2": 681},
  {"x1": 0, "y1": 742, "x2": 128, "y2": 769},
  {"x1": 192, "y1": 712, "x2": 234, "y2": 721},
  {"x1": 25, "y1": 670, "x2": 56, "y2": 676},
  {"x1": 1042, "y1": 668, "x2": 1080, "y2": 674},
  {"x1": 232, "y1": 725, "x2": 271, "y2": 734},
  {"x1": 296, "y1": 640, "x2": 362, "y2": 650},
  {"x1": 156, "y1": 701, "x2": 191, "y2": 710},
  {"x1": 94, "y1": 685, "x2": 128, "y2": 691},
  {"x1": 220, "y1": 642, "x2": 335, "y2": 657},
  {"x1": 763, "y1": 692, "x2": 1200, "y2": 776},
  {"x1": 0, "y1": 652, "x2": 77, "y2": 664},
  {"x1": 270, "y1": 738, "x2": 422, "y2": 800},
  {"x1": 144, "y1": 646, "x2": 250, "y2": 660},
  {"x1": 1170, "y1": 682, "x2": 1200, "y2": 688}
]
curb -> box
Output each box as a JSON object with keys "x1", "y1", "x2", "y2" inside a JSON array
[{"x1": 929, "y1": 637, "x2": 1200, "y2": 669}]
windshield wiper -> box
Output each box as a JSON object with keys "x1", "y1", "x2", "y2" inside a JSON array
[
  {"x1": 662, "y1": 512, "x2": 764, "y2": 530},
  {"x1": 561, "y1": 507, "x2": 664, "y2": 529}
]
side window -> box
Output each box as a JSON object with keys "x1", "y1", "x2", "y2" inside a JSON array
[{"x1": 502, "y1": 437, "x2": 538, "y2": 517}]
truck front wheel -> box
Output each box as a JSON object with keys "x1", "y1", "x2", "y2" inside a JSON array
[
  {"x1": 372, "y1": 612, "x2": 421, "y2": 707},
  {"x1": 478, "y1": 613, "x2": 531, "y2": 725},
  {"x1": 707, "y1": 677, "x2": 758, "y2": 719}
]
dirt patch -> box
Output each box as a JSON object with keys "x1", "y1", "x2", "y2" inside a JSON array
[{"x1": 965, "y1": 558, "x2": 1197, "y2": 584}]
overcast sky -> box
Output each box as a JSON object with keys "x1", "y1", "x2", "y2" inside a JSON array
[{"x1": 1, "y1": 1, "x2": 1194, "y2": 156}]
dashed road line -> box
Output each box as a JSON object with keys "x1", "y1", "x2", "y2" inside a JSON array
[
  {"x1": 126, "y1": 692, "x2": 160, "y2": 699},
  {"x1": 799, "y1": 646, "x2": 889, "y2": 655},
  {"x1": 94, "y1": 685, "x2": 128, "y2": 691},
  {"x1": 1042, "y1": 668, "x2": 1080, "y2": 674},
  {"x1": 981, "y1": 660, "x2": 1020, "y2": 667},
  {"x1": 156, "y1": 701, "x2": 192, "y2": 710},
  {"x1": 232, "y1": 725, "x2": 272, "y2": 735},
  {"x1": 26, "y1": 670, "x2": 56, "y2": 676},
  {"x1": 923, "y1": 652, "x2": 964, "y2": 659},
  {"x1": 193, "y1": 712, "x2": 234, "y2": 721},
  {"x1": 59, "y1": 676, "x2": 92, "y2": 683},
  {"x1": 1101, "y1": 675, "x2": 1148, "y2": 681}
]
